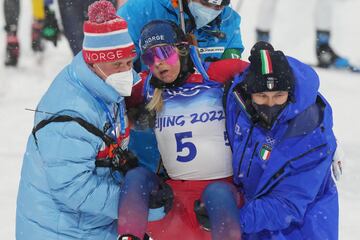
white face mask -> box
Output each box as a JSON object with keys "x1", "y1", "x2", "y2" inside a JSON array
[
  {"x1": 105, "y1": 69, "x2": 134, "y2": 96},
  {"x1": 188, "y1": 1, "x2": 223, "y2": 29},
  {"x1": 95, "y1": 65, "x2": 134, "y2": 96}
]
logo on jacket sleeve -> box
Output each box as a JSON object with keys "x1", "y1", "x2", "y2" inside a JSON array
[
  {"x1": 259, "y1": 144, "x2": 272, "y2": 161},
  {"x1": 234, "y1": 124, "x2": 242, "y2": 137}
]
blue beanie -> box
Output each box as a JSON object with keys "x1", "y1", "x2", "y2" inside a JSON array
[{"x1": 139, "y1": 20, "x2": 186, "y2": 53}]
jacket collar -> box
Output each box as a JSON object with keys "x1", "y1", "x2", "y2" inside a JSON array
[{"x1": 159, "y1": 0, "x2": 177, "y2": 11}]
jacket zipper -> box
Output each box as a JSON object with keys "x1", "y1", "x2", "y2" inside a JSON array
[
  {"x1": 255, "y1": 143, "x2": 328, "y2": 197},
  {"x1": 237, "y1": 126, "x2": 254, "y2": 177},
  {"x1": 246, "y1": 142, "x2": 259, "y2": 177}
]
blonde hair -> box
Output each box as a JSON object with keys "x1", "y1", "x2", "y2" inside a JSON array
[{"x1": 146, "y1": 88, "x2": 164, "y2": 112}]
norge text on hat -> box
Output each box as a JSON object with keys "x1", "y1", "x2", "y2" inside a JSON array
[{"x1": 82, "y1": 0, "x2": 136, "y2": 64}]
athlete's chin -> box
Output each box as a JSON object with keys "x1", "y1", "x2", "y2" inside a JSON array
[{"x1": 161, "y1": 75, "x2": 177, "y2": 84}]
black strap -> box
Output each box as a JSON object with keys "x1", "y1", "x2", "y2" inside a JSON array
[
  {"x1": 32, "y1": 115, "x2": 114, "y2": 146},
  {"x1": 155, "y1": 158, "x2": 171, "y2": 181},
  {"x1": 95, "y1": 157, "x2": 113, "y2": 168},
  {"x1": 222, "y1": 79, "x2": 234, "y2": 115}
]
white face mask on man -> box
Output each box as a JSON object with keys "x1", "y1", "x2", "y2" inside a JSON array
[
  {"x1": 188, "y1": 1, "x2": 223, "y2": 29},
  {"x1": 95, "y1": 65, "x2": 134, "y2": 96}
]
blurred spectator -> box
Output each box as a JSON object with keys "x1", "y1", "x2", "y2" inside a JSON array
[
  {"x1": 57, "y1": 0, "x2": 117, "y2": 55},
  {"x1": 255, "y1": 0, "x2": 351, "y2": 69}
]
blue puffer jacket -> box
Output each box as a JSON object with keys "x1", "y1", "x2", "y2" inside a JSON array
[
  {"x1": 117, "y1": 0, "x2": 244, "y2": 61},
  {"x1": 16, "y1": 53, "x2": 132, "y2": 240},
  {"x1": 225, "y1": 57, "x2": 338, "y2": 239}
]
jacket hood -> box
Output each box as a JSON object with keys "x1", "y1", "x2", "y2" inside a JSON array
[{"x1": 281, "y1": 57, "x2": 320, "y2": 122}]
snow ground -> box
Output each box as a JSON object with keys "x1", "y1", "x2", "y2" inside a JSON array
[{"x1": 0, "y1": 0, "x2": 359, "y2": 239}]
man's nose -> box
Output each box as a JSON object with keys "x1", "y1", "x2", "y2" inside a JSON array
[
  {"x1": 119, "y1": 65, "x2": 132, "y2": 72},
  {"x1": 267, "y1": 98, "x2": 276, "y2": 107}
]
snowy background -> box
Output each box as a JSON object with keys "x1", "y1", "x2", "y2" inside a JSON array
[{"x1": 0, "y1": 0, "x2": 359, "y2": 239}]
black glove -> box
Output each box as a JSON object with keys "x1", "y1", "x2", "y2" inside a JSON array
[
  {"x1": 118, "y1": 233, "x2": 151, "y2": 240},
  {"x1": 204, "y1": 56, "x2": 220, "y2": 62},
  {"x1": 127, "y1": 104, "x2": 156, "y2": 130},
  {"x1": 42, "y1": 6, "x2": 60, "y2": 46},
  {"x1": 111, "y1": 147, "x2": 139, "y2": 175},
  {"x1": 149, "y1": 181, "x2": 174, "y2": 214},
  {"x1": 194, "y1": 199, "x2": 211, "y2": 231}
]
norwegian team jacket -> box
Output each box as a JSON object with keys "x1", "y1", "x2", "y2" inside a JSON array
[{"x1": 16, "y1": 53, "x2": 140, "y2": 240}]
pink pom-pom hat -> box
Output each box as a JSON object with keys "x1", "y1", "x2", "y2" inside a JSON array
[{"x1": 82, "y1": 0, "x2": 136, "y2": 64}]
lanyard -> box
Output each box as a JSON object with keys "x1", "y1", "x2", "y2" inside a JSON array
[
  {"x1": 95, "y1": 96, "x2": 126, "y2": 141},
  {"x1": 73, "y1": 71, "x2": 126, "y2": 142}
]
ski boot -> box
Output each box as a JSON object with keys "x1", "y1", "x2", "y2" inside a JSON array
[
  {"x1": 4, "y1": 24, "x2": 19, "y2": 67},
  {"x1": 5, "y1": 33, "x2": 20, "y2": 67},
  {"x1": 256, "y1": 29, "x2": 270, "y2": 42},
  {"x1": 316, "y1": 30, "x2": 350, "y2": 69},
  {"x1": 31, "y1": 20, "x2": 44, "y2": 52}
]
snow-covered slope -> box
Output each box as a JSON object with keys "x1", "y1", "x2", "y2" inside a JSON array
[{"x1": 0, "y1": 0, "x2": 359, "y2": 239}]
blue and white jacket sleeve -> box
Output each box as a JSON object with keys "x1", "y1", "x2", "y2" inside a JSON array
[{"x1": 222, "y1": 9, "x2": 244, "y2": 53}]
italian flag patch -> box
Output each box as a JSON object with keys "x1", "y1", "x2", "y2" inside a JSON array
[
  {"x1": 260, "y1": 50, "x2": 273, "y2": 75},
  {"x1": 260, "y1": 144, "x2": 272, "y2": 161}
]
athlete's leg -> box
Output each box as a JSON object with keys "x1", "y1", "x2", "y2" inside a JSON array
[
  {"x1": 201, "y1": 181, "x2": 242, "y2": 240},
  {"x1": 118, "y1": 167, "x2": 160, "y2": 239}
]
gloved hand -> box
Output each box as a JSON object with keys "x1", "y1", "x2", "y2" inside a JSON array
[
  {"x1": 204, "y1": 56, "x2": 220, "y2": 62},
  {"x1": 127, "y1": 104, "x2": 156, "y2": 130},
  {"x1": 42, "y1": 6, "x2": 60, "y2": 46},
  {"x1": 194, "y1": 199, "x2": 211, "y2": 231},
  {"x1": 332, "y1": 144, "x2": 345, "y2": 181},
  {"x1": 148, "y1": 181, "x2": 174, "y2": 221},
  {"x1": 112, "y1": 147, "x2": 139, "y2": 175}
]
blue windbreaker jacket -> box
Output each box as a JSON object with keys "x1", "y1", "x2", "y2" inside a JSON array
[
  {"x1": 225, "y1": 57, "x2": 338, "y2": 239},
  {"x1": 15, "y1": 53, "x2": 136, "y2": 240},
  {"x1": 117, "y1": 0, "x2": 244, "y2": 61}
]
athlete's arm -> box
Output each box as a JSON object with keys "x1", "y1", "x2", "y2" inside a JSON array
[{"x1": 207, "y1": 59, "x2": 249, "y2": 84}]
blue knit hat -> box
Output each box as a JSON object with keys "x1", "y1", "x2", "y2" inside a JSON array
[{"x1": 139, "y1": 20, "x2": 186, "y2": 53}]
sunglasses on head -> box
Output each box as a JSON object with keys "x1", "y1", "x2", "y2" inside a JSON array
[{"x1": 141, "y1": 45, "x2": 178, "y2": 66}]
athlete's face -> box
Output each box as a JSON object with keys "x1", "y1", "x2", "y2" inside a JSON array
[{"x1": 145, "y1": 45, "x2": 181, "y2": 83}]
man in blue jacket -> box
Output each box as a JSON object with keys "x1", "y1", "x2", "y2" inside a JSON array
[
  {"x1": 197, "y1": 41, "x2": 338, "y2": 239},
  {"x1": 16, "y1": 1, "x2": 143, "y2": 239}
]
